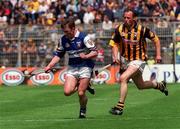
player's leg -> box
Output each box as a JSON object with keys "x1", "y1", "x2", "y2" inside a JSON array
[
  {"x1": 132, "y1": 70, "x2": 156, "y2": 89},
  {"x1": 132, "y1": 71, "x2": 168, "y2": 96},
  {"x1": 86, "y1": 71, "x2": 95, "y2": 95},
  {"x1": 78, "y1": 67, "x2": 92, "y2": 118},
  {"x1": 64, "y1": 67, "x2": 79, "y2": 96},
  {"x1": 78, "y1": 78, "x2": 90, "y2": 118},
  {"x1": 110, "y1": 65, "x2": 139, "y2": 115},
  {"x1": 64, "y1": 75, "x2": 78, "y2": 96}
]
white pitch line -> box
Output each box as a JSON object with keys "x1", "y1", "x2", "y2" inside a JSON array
[{"x1": 0, "y1": 116, "x2": 180, "y2": 122}]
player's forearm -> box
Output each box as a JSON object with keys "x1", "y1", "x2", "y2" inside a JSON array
[
  {"x1": 85, "y1": 51, "x2": 98, "y2": 59},
  {"x1": 112, "y1": 45, "x2": 119, "y2": 60},
  {"x1": 155, "y1": 40, "x2": 161, "y2": 57},
  {"x1": 47, "y1": 56, "x2": 60, "y2": 68}
]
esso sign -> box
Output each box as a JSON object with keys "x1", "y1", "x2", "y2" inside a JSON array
[
  {"x1": 31, "y1": 72, "x2": 54, "y2": 85},
  {"x1": 59, "y1": 69, "x2": 67, "y2": 83},
  {"x1": 1, "y1": 69, "x2": 24, "y2": 86}
]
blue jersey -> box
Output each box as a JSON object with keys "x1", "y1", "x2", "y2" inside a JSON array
[{"x1": 54, "y1": 30, "x2": 96, "y2": 68}]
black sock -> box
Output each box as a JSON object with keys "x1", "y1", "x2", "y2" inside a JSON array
[
  {"x1": 80, "y1": 107, "x2": 86, "y2": 112},
  {"x1": 115, "y1": 101, "x2": 124, "y2": 110},
  {"x1": 155, "y1": 82, "x2": 163, "y2": 90}
]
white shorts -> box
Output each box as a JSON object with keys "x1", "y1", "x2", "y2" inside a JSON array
[
  {"x1": 66, "y1": 66, "x2": 93, "y2": 79},
  {"x1": 128, "y1": 60, "x2": 146, "y2": 73}
]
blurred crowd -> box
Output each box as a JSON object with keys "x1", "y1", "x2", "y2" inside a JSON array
[
  {"x1": 0, "y1": 0, "x2": 180, "y2": 67},
  {"x1": 0, "y1": 0, "x2": 179, "y2": 26}
]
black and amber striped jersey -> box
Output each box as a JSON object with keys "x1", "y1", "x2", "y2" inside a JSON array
[{"x1": 109, "y1": 22, "x2": 160, "y2": 61}]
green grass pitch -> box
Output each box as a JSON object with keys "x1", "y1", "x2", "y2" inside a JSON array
[{"x1": 0, "y1": 83, "x2": 180, "y2": 129}]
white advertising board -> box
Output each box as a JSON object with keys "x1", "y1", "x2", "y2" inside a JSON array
[{"x1": 143, "y1": 64, "x2": 180, "y2": 83}]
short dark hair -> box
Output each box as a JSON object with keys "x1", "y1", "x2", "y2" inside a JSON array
[
  {"x1": 123, "y1": 8, "x2": 137, "y2": 17},
  {"x1": 61, "y1": 18, "x2": 75, "y2": 29}
]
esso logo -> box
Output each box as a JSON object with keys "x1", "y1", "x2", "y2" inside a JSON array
[
  {"x1": 94, "y1": 70, "x2": 110, "y2": 82},
  {"x1": 1, "y1": 69, "x2": 24, "y2": 86},
  {"x1": 59, "y1": 69, "x2": 67, "y2": 83},
  {"x1": 31, "y1": 72, "x2": 54, "y2": 85}
]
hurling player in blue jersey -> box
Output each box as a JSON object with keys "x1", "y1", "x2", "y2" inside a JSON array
[{"x1": 45, "y1": 18, "x2": 98, "y2": 118}]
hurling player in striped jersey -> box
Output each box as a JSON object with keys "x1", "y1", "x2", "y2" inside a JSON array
[{"x1": 109, "y1": 9, "x2": 168, "y2": 116}]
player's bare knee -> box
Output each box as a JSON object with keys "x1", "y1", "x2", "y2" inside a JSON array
[
  {"x1": 119, "y1": 76, "x2": 128, "y2": 83},
  {"x1": 64, "y1": 90, "x2": 72, "y2": 96},
  {"x1": 78, "y1": 90, "x2": 85, "y2": 97}
]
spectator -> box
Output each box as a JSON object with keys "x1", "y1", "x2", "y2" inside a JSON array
[
  {"x1": 146, "y1": 0, "x2": 158, "y2": 14},
  {"x1": 113, "y1": 18, "x2": 119, "y2": 29},
  {"x1": 87, "y1": 25, "x2": 96, "y2": 41},
  {"x1": 113, "y1": 2, "x2": 125, "y2": 20},
  {"x1": 3, "y1": 1, "x2": 13, "y2": 24},
  {"x1": 106, "y1": 0, "x2": 115, "y2": 9},
  {"x1": 26, "y1": 0, "x2": 40, "y2": 24},
  {"x1": 102, "y1": 15, "x2": 113, "y2": 31},
  {"x1": 83, "y1": 5, "x2": 95, "y2": 24},
  {"x1": 141, "y1": 5, "x2": 150, "y2": 17},
  {"x1": 103, "y1": 2, "x2": 114, "y2": 22},
  {"x1": 0, "y1": 29, "x2": 5, "y2": 67},
  {"x1": 3, "y1": 41, "x2": 11, "y2": 66},
  {"x1": 26, "y1": 38, "x2": 37, "y2": 66},
  {"x1": 13, "y1": 3, "x2": 26, "y2": 24},
  {"x1": 21, "y1": 42, "x2": 28, "y2": 67},
  {"x1": 0, "y1": 0, "x2": 178, "y2": 25},
  {"x1": 45, "y1": 41, "x2": 54, "y2": 65},
  {"x1": 49, "y1": 25, "x2": 59, "y2": 44},
  {"x1": 152, "y1": 6, "x2": 164, "y2": 17},
  {"x1": 66, "y1": 9, "x2": 75, "y2": 19},
  {"x1": 156, "y1": 18, "x2": 168, "y2": 28},
  {"x1": 134, "y1": 1, "x2": 145, "y2": 17},
  {"x1": 90, "y1": 0, "x2": 100, "y2": 10},
  {"x1": 96, "y1": 43, "x2": 104, "y2": 63},
  {"x1": 38, "y1": 42, "x2": 47, "y2": 67},
  {"x1": 38, "y1": 1, "x2": 49, "y2": 16},
  {"x1": 66, "y1": 0, "x2": 77, "y2": 13},
  {"x1": 45, "y1": 9, "x2": 56, "y2": 25},
  {"x1": 77, "y1": 5, "x2": 85, "y2": 24},
  {"x1": 175, "y1": 1, "x2": 180, "y2": 21},
  {"x1": 160, "y1": 0, "x2": 169, "y2": 10},
  {"x1": 56, "y1": 9, "x2": 66, "y2": 24},
  {"x1": 2, "y1": 41, "x2": 18, "y2": 67}
]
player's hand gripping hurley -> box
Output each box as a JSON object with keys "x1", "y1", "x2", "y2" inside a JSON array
[
  {"x1": 23, "y1": 67, "x2": 59, "y2": 78},
  {"x1": 94, "y1": 62, "x2": 116, "y2": 76}
]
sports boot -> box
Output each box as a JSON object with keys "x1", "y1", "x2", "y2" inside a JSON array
[
  {"x1": 158, "y1": 81, "x2": 168, "y2": 96},
  {"x1": 79, "y1": 107, "x2": 86, "y2": 119},
  {"x1": 87, "y1": 83, "x2": 95, "y2": 95},
  {"x1": 109, "y1": 106, "x2": 123, "y2": 115}
]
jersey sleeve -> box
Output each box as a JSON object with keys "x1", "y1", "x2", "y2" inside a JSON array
[
  {"x1": 144, "y1": 27, "x2": 159, "y2": 43},
  {"x1": 53, "y1": 37, "x2": 65, "y2": 58},
  {"x1": 109, "y1": 26, "x2": 122, "y2": 47},
  {"x1": 83, "y1": 36, "x2": 97, "y2": 51}
]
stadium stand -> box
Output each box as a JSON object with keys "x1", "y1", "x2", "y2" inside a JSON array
[{"x1": 0, "y1": 0, "x2": 179, "y2": 67}]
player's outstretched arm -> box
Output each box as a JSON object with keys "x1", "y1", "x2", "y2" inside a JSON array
[{"x1": 45, "y1": 56, "x2": 60, "y2": 72}]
